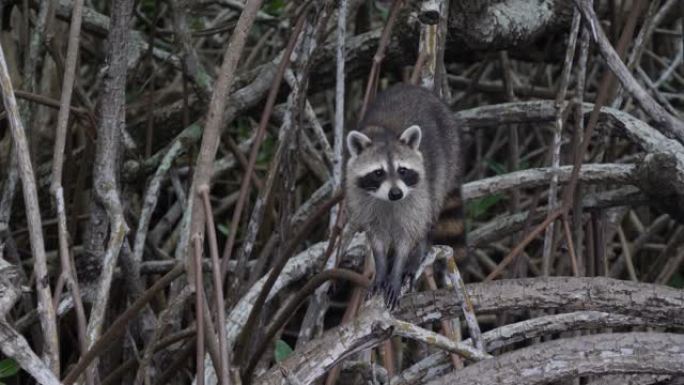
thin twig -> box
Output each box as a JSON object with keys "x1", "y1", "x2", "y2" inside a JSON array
[
  {"x1": 62, "y1": 264, "x2": 185, "y2": 385},
  {"x1": 229, "y1": 4, "x2": 330, "y2": 312},
  {"x1": 230, "y1": 110, "x2": 289, "y2": 300},
  {"x1": 235, "y1": 191, "x2": 343, "y2": 370},
  {"x1": 423, "y1": 266, "x2": 462, "y2": 369},
  {"x1": 168, "y1": 0, "x2": 213, "y2": 99},
  {"x1": 359, "y1": 0, "x2": 404, "y2": 120},
  {"x1": 276, "y1": 1, "x2": 338, "y2": 360},
  {"x1": 486, "y1": 0, "x2": 645, "y2": 280},
  {"x1": 48, "y1": 0, "x2": 90, "y2": 381},
  {"x1": 497, "y1": 51, "x2": 522, "y2": 276},
  {"x1": 323, "y1": 239, "x2": 371, "y2": 385},
  {"x1": 329, "y1": 0, "x2": 347, "y2": 231},
  {"x1": 21, "y1": 0, "x2": 51, "y2": 166},
  {"x1": 542, "y1": 8, "x2": 581, "y2": 276},
  {"x1": 12, "y1": 90, "x2": 89, "y2": 115},
  {"x1": 133, "y1": 287, "x2": 194, "y2": 385},
  {"x1": 244, "y1": 269, "x2": 370, "y2": 379},
  {"x1": 143, "y1": 0, "x2": 160, "y2": 159},
  {"x1": 410, "y1": 51, "x2": 430, "y2": 85},
  {"x1": 446, "y1": 254, "x2": 485, "y2": 352},
  {"x1": 0, "y1": 321, "x2": 62, "y2": 385},
  {"x1": 0, "y1": 35, "x2": 60, "y2": 374},
  {"x1": 179, "y1": 0, "x2": 266, "y2": 294},
  {"x1": 220, "y1": 3, "x2": 310, "y2": 281},
  {"x1": 615, "y1": 0, "x2": 680, "y2": 105},
  {"x1": 561, "y1": 214, "x2": 579, "y2": 276},
  {"x1": 572, "y1": 23, "x2": 590, "y2": 275},
  {"x1": 390, "y1": 318, "x2": 491, "y2": 361},
  {"x1": 194, "y1": 235, "x2": 206, "y2": 385},
  {"x1": 616, "y1": 226, "x2": 638, "y2": 281},
  {"x1": 575, "y1": 0, "x2": 684, "y2": 142},
  {"x1": 133, "y1": 135, "x2": 188, "y2": 269},
  {"x1": 199, "y1": 186, "x2": 231, "y2": 385}
]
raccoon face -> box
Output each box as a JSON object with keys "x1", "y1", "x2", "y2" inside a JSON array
[{"x1": 346, "y1": 125, "x2": 424, "y2": 202}]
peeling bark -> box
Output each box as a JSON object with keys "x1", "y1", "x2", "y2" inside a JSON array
[
  {"x1": 397, "y1": 277, "x2": 684, "y2": 326},
  {"x1": 428, "y1": 333, "x2": 684, "y2": 385}
]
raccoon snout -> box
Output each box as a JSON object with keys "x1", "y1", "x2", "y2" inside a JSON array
[{"x1": 388, "y1": 187, "x2": 403, "y2": 201}]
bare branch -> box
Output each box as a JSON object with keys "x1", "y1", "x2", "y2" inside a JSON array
[
  {"x1": 575, "y1": 0, "x2": 684, "y2": 142},
  {"x1": 49, "y1": 0, "x2": 90, "y2": 380},
  {"x1": 0, "y1": 34, "x2": 60, "y2": 375},
  {"x1": 0, "y1": 321, "x2": 62, "y2": 385},
  {"x1": 397, "y1": 276, "x2": 684, "y2": 326},
  {"x1": 428, "y1": 333, "x2": 684, "y2": 385},
  {"x1": 185, "y1": 0, "x2": 265, "y2": 279},
  {"x1": 542, "y1": 8, "x2": 581, "y2": 275},
  {"x1": 255, "y1": 297, "x2": 487, "y2": 385},
  {"x1": 393, "y1": 311, "x2": 657, "y2": 385},
  {"x1": 83, "y1": 2, "x2": 134, "y2": 377}
]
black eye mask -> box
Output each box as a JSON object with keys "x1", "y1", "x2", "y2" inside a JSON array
[
  {"x1": 399, "y1": 168, "x2": 419, "y2": 187},
  {"x1": 357, "y1": 170, "x2": 386, "y2": 191}
]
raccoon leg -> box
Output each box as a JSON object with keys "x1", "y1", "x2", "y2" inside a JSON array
[
  {"x1": 403, "y1": 236, "x2": 429, "y2": 290},
  {"x1": 387, "y1": 240, "x2": 414, "y2": 307},
  {"x1": 369, "y1": 237, "x2": 388, "y2": 296}
]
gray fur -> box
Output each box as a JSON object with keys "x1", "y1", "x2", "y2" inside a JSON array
[{"x1": 345, "y1": 84, "x2": 463, "y2": 303}]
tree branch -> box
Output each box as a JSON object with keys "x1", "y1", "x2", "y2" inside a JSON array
[
  {"x1": 428, "y1": 332, "x2": 684, "y2": 385},
  {"x1": 0, "y1": 32, "x2": 60, "y2": 375}
]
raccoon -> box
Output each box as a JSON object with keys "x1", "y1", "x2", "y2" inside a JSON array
[{"x1": 345, "y1": 84, "x2": 465, "y2": 304}]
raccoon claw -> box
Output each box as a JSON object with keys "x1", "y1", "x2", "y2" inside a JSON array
[
  {"x1": 366, "y1": 281, "x2": 399, "y2": 308},
  {"x1": 367, "y1": 280, "x2": 385, "y2": 299},
  {"x1": 384, "y1": 286, "x2": 399, "y2": 309},
  {"x1": 401, "y1": 272, "x2": 413, "y2": 293}
]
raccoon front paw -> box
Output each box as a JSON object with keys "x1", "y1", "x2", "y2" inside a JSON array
[
  {"x1": 367, "y1": 279, "x2": 386, "y2": 299},
  {"x1": 401, "y1": 271, "x2": 416, "y2": 293},
  {"x1": 366, "y1": 280, "x2": 398, "y2": 308},
  {"x1": 383, "y1": 286, "x2": 399, "y2": 309}
]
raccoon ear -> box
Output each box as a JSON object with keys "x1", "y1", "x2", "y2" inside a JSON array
[
  {"x1": 399, "y1": 125, "x2": 422, "y2": 150},
  {"x1": 347, "y1": 131, "x2": 372, "y2": 157}
]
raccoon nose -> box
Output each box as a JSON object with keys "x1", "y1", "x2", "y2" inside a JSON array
[{"x1": 388, "y1": 187, "x2": 403, "y2": 201}]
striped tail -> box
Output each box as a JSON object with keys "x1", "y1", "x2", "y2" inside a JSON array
[{"x1": 432, "y1": 187, "x2": 468, "y2": 262}]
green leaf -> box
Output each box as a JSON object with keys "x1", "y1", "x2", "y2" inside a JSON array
[
  {"x1": 668, "y1": 272, "x2": 684, "y2": 288},
  {"x1": 374, "y1": 1, "x2": 390, "y2": 21},
  {"x1": 274, "y1": 340, "x2": 294, "y2": 363},
  {"x1": 485, "y1": 160, "x2": 507, "y2": 175},
  {"x1": 256, "y1": 136, "x2": 276, "y2": 164},
  {"x1": 217, "y1": 224, "x2": 230, "y2": 236},
  {"x1": 466, "y1": 194, "x2": 504, "y2": 220},
  {"x1": 139, "y1": 0, "x2": 157, "y2": 15},
  {"x1": 0, "y1": 358, "x2": 19, "y2": 378},
  {"x1": 234, "y1": 117, "x2": 253, "y2": 140},
  {"x1": 264, "y1": 0, "x2": 285, "y2": 16},
  {"x1": 484, "y1": 159, "x2": 530, "y2": 174},
  {"x1": 190, "y1": 17, "x2": 204, "y2": 31}
]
